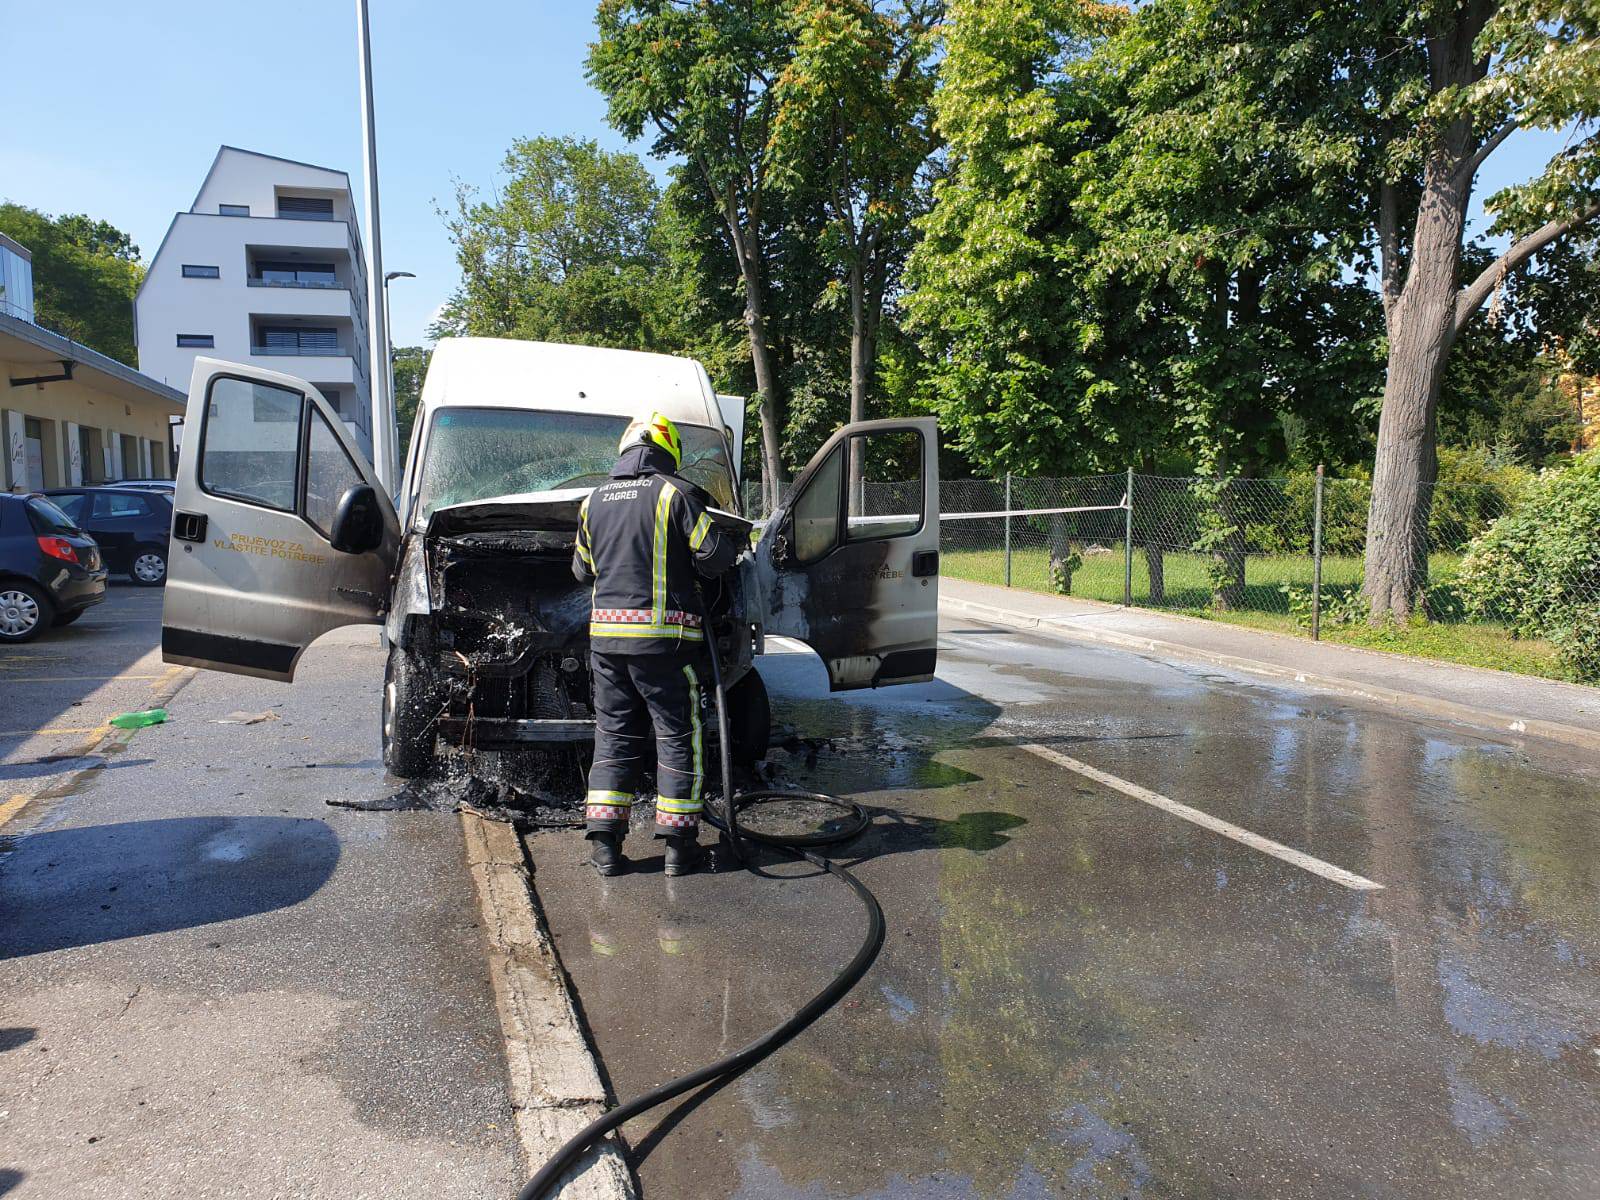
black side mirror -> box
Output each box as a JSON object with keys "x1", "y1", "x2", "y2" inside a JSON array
[{"x1": 329, "y1": 483, "x2": 383, "y2": 555}]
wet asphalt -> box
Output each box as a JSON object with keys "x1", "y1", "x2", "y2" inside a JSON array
[
  {"x1": 529, "y1": 618, "x2": 1600, "y2": 1199},
  {"x1": 0, "y1": 589, "x2": 519, "y2": 1199}
]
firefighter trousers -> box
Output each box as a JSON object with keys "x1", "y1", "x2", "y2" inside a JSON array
[{"x1": 585, "y1": 648, "x2": 706, "y2": 840}]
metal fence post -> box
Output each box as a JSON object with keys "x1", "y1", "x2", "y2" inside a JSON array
[
  {"x1": 1311, "y1": 464, "x2": 1325, "y2": 641},
  {"x1": 1003, "y1": 471, "x2": 1013, "y2": 588},
  {"x1": 1124, "y1": 467, "x2": 1134, "y2": 607}
]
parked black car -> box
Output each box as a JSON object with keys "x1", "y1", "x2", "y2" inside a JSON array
[
  {"x1": 0, "y1": 493, "x2": 107, "y2": 642},
  {"x1": 46, "y1": 486, "x2": 173, "y2": 586}
]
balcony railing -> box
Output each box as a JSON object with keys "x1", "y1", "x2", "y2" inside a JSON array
[
  {"x1": 247, "y1": 277, "x2": 347, "y2": 290},
  {"x1": 251, "y1": 345, "x2": 351, "y2": 357}
]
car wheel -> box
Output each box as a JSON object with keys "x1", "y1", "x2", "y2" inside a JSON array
[
  {"x1": 726, "y1": 667, "x2": 772, "y2": 768},
  {"x1": 130, "y1": 547, "x2": 168, "y2": 587},
  {"x1": 0, "y1": 583, "x2": 53, "y2": 644},
  {"x1": 383, "y1": 645, "x2": 440, "y2": 779},
  {"x1": 53, "y1": 608, "x2": 85, "y2": 627}
]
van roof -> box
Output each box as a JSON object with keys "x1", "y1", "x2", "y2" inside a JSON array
[{"x1": 422, "y1": 337, "x2": 723, "y2": 429}]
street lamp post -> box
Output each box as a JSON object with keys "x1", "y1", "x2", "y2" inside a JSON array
[
  {"x1": 355, "y1": 0, "x2": 396, "y2": 493},
  {"x1": 383, "y1": 269, "x2": 414, "y2": 471}
]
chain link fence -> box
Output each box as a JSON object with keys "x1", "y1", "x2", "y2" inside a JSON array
[{"x1": 739, "y1": 463, "x2": 1597, "y2": 679}]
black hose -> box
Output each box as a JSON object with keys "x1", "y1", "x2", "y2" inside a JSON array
[{"x1": 515, "y1": 643, "x2": 884, "y2": 1200}]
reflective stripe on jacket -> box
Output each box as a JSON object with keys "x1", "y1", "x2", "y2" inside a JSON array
[{"x1": 572, "y1": 444, "x2": 739, "y2": 653}]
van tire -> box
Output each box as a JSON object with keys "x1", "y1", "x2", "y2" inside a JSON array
[
  {"x1": 383, "y1": 646, "x2": 440, "y2": 779},
  {"x1": 727, "y1": 667, "x2": 771, "y2": 768}
]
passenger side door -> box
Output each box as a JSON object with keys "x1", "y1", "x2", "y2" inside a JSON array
[
  {"x1": 754, "y1": 418, "x2": 939, "y2": 690},
  {"x1": 162, "y1": 358, "x2": 398, "y2": 681},
  {"x1": 88, "y1": 492, "x2": 147, "y2": 571}
]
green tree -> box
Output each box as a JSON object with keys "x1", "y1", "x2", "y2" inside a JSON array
[
  {"x1": 392, "y1": 344, "x2": 432, "y2": 467},
  {"x1": 433, "y1": 136, "x2": 679, "y2": 350},
  {"x1": 0, "y1": 203, "x2": 144, "y2": 363},
  {"x1": 768, "y1": 0, "x2": 942, "y2": 479},
  {"x1": 1360, "y1": 0, "x2": 1600, "y2": 619},
  {"x1": 589, "y1": 0, "x2": 796, "y2": 509}
]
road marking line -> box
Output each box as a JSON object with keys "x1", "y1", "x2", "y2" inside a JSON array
[
  {"x1": 0, "y1": 727, "x2": 105, "y2": 737},
  {"x1": 0, "y1": 794, "x2": 31, "y2": 829},
  {"x1": 0, "y1": 675, "x2": 167, "y2": 683},
  {"x1": 1018, "y1": 742, "x2": 1384, "y2": 892}
]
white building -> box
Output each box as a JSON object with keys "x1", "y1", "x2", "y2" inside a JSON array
[{"x1": 136, "y1": 146, "x2": 373, "y2": 456}]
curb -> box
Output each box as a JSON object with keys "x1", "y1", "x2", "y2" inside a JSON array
[
  {"x1": 940, "y1": 595, "x2": 1600, "y2": 755},
  {"x1": 460, "y1": 811, "x2": 636, "y2": 1200}
]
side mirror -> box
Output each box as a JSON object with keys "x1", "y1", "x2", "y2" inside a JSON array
[{"x1": 329, "y1": 483, "x2": 383, "y2": 555}]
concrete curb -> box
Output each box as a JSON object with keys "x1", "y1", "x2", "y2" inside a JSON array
[
  {"x1": 460, "y1": 811, "x2": 636, "y2": 1200},
  {"x1": 940, "y1": 595, "x2": 1600, "y2": 755}
]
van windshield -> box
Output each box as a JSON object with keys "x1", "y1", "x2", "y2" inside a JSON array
[{"x1": 414, "y1": 408, "x2": 736, "y2": 522}]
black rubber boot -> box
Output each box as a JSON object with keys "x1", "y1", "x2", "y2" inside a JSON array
[
  {"x1": 663, "y1": 835, "x2": 704, "y2": 878},
  {"x1": 589, "y1": 832, "x2": 625, "y2": 877}
]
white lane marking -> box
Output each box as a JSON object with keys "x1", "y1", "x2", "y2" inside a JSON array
[{"x1": 1018, "y1": 742, "x2": 1383, "y2": 892}]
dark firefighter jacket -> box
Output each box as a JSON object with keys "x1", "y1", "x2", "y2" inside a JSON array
[{"x1": 572, "y1": 442, "x2": 740, "y2": 653}]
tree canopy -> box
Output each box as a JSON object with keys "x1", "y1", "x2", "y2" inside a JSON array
[{"x1": 0, "y1": 203, "x2": 144, "y2": 364}]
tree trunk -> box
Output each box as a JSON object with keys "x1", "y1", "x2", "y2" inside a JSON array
[
  {"x1": 1362, "y1": 7, "x2": 1487, "y2": 620},
  {"x1": 1144, "y1": 546, "x2": 1166, "y2": 605},
  {"x1": 723, "y1": 209, "x2": 786, "y2": 514},
  {"x1": 847, "y1": 254, "x2": 867, "y2": 517},
  {"x1": 1048, "y1": 515, "x2": 1076, "y2": 595},
  {"x1": 1211, "y1": 486, "x2": 1248, "y2": 610}
]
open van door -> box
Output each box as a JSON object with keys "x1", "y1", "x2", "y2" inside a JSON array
[
  {"x1": 754, "y1": 417, "x2": 939, "y2": 690},
  {"x1": 162, "y1": 358, "x2": 399, "y2": 682}
]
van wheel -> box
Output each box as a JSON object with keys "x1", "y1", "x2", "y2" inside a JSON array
[
  {"x1": 383, "y1": 646, "x2": 440, "y2": 778},
  {"x1": 727, "y1": 667, "x2": 771, "y2": 768},
  {"x1": 0, "y1": 583, "x2": 52, "y2": 643}
]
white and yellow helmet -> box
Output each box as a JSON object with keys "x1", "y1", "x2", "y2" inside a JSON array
[{"x1": 619, "y1": 411, "x2": 683, "y2": 469}]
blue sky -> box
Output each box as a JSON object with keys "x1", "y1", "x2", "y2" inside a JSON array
[
  {"x1": 0, "y1": 1, "x2": 1572, "y2": 352},
  {"x1": 1, "y1": 0, "x2": 656, "y2": 347}
]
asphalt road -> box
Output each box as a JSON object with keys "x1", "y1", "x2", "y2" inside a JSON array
[
  {"x1": 530, "y1": 618, "x2": 1600, "y2": 1199},
  {"x1": 0, "y1": 586, "x2": 520, "y2": 1199}
]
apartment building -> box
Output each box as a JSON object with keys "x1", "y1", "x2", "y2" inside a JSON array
[
  {"x1": 135, "y1": 146, "x2": 373, "y2": 456},
  {"x1": 2, "y1": 231, "x2": 184, "y2": 491}
]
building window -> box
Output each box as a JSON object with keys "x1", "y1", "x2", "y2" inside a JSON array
[
  {"x1": 256, "y1": 326, "x2": 339, "y2": 355},
  {"x1": 182, "y1": 264, "x2": 220, "y2": 279},
  {"x1": 0, "y1": 237, "x2": 36, "y2": 323},
  {"x1": 176, "y1": 334, "x2": 215, "y2": 348},
  {"x1": 277, "y1": 196, "x2": 334, "y2": 220},
  {"x1": 219, "y1": 204, "x2": 250, "y2": 217},
  {"x1": 320, "y1": 389, "x2": 341, "y2": 413}
]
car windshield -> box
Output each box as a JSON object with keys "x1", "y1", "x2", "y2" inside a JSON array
[
  {"x1": 414, "y1": 407, "x2": 736, "y2": 522},
  {"x1": 27, "y1": 497, "x2": 82, "y2": 535}
]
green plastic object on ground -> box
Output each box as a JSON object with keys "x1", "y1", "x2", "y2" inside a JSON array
[{"x1": 110, "y1": 708, "x2": 168, "y2": 729}]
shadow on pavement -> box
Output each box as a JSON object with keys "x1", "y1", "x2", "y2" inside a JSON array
[
  {"x1": 0, "y1": 1168, "x2": 21, "y2": 1197},
  {"x1": 0, "y1": 816, "x2": 340, "y2": 959}
]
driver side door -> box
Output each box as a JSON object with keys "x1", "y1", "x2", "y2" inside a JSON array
[{"x1": 162, "y1": 358, "x2": 398, "y2": 681}]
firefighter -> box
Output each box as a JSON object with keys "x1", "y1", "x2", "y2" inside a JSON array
[{"x1": 573, "y1": 411, "x2": 740, "y2": 877}]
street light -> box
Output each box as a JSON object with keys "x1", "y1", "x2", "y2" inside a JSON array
[
  {"x1": 356, "y1": 0, "x2": 396, "y2": 493},
  {"x1": 382, "y1": 270, "x2": 415, "y2": 471}
]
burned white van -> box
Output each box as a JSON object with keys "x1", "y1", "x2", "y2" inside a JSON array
[{"x1": 161, "y1": 338, "x2": 940, "y2": 777}]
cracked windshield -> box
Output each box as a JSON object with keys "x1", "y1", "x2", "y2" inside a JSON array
[{"x1": 414, "y1": 407, "x2": 736, "y2": 520}]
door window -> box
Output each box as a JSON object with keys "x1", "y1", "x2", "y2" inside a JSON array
[
  {"x1": 846, "y1": 429, "x2": 924, "y2": 541},
  {"x1": 92, "y1": 493, "x2": 149, "y2": 518},
  {"x1": 50, "y1": 493, "x2": 87, "y2": 522},
  {"x1": 201, "y1": 376, "x2": 303, "y2": 512},
  {"x1": 793, "y1": 443, "x2": 844, "y2": 563},
  {"x1": 303, "y1": 408, "x2": 362, "y2": 540}
]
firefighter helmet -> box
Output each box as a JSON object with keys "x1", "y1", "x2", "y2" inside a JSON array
[{"x1": 620, "y1": 411, "x2": 683, "y2": 469}]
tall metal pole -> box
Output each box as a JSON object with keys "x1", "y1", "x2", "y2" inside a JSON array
[
  {"x1": 382, "y1": 271, "x2": 414, "y2": 477},
  {"x1": 1003, "y1": 471, "x2": 1013, "y2": 588},
  {"x1": 356, "y1": 0, "x2": 395, "y2": 493},
  {"x1": 1124, "y1": 466, "x2": 1134, "y2": 607},
  {"x1": 1311, "y1": 464, "x2": 1325, "y2": 641}
]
